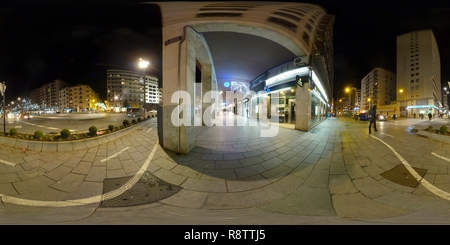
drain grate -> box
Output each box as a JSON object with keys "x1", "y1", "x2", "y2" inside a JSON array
[
  {"x1": 380, "y1": 164, "x2": 427, "y2": 188},
  {"x1": 100, "y1": 171, "x2": 182, "y2": 207}
]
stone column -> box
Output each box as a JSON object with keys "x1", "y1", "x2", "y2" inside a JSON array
[{"x1": 295, "y1": 83, "x2": 312, "y2": 131}]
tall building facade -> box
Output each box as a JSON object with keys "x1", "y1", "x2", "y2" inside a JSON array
[
  {"x1": 361, "y1": 67, "x2": 396, "y2": 111},
  {"x1": 396, "y1": 29, "x2": 441, "y2": 117},
  {"x1": 59, "y1": 84, "x2": 100, "y2": 112},
  {"x1": 106, "y1": 69, "x2": 159, "y2": 110},
  {"x1": 30, "y1": 79, "x2": 70, "y2": 112}
]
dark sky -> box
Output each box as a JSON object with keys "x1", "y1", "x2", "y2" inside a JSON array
[
  {"x1": 309, "y1": 0, "x2": 450, "y2": 97},
  {"x1": 1, "y1": 0, "x2": 450, "y2": 103},
  {"x1": 0, "y1": 1, "x2": 162, "y2": 102}
]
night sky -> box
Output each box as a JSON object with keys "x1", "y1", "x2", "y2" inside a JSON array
[{"x1": 1, "y1": 0, "x2": 450, "y2": 103}]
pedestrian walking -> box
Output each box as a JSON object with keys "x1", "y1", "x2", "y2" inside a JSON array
[
  {"x1": 428, "y1": 112, "x2": 432, "y2": 121},
  {"x1": 414, "y1": 113, "x2": 416, "y2": 118},
  {"x1": 369, "y1": 105, "x2": 377, "y2": 134}
]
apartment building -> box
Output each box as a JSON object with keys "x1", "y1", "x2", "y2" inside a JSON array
[
  {"x1": 59, "y1": 84, "x2": 100, "y2": 112},
  {"x1": 30, "y1": 79, "x2": 70, "y2": 112},
  {"x1": 361, "y1": 67, "x2": 396, "y2": 111},
  {"x1": 396, "y1": 29, "x2": 441, "y2": 117},
  {"x1": 106, "y1": 69, "x2": 160, "y2": 110}
]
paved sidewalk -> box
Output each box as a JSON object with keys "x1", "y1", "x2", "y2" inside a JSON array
[{"x1": 0, "y1": 115, "x2": 450, "y2": 224}]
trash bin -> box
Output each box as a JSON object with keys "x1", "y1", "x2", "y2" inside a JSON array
[{"x1": 359, "y1": 113, "x2": 368, "y2": 121}]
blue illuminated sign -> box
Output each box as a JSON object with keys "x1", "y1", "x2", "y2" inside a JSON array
[{"x1": 224, "y1": 81, "x2": 230, "y2": 88}]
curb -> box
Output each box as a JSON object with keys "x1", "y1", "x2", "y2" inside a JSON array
[
  {"x1": 0, "y1": 119, "x2": 152, "y2": 152},
  {"x1": 415, "y1": 128, "x2": 450, "y2": 144}
]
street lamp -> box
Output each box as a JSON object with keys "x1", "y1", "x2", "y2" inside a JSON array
[
  {"x1": 114, "y1": 95, "x2": 118, "y2": 112},
  {"x1": 139, "y1": 58, "x2": 149, "y2": 119},
  {"x1": 0, "y1": 81, "x2": 6, "y2": 134},
  {"x1": 399, "y1": 89, "x2": 407, "y2": 117},
  {"x1": 336, "y1": 87, "x2": 350, "y2": 116}
]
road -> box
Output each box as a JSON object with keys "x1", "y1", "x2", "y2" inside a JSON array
[{"x1": 0, "y1": 112, "x2": 156, "y2": 135}]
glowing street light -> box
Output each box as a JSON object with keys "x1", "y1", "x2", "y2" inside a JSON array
[
  {"x1": 336, "y1": 87, "x2": 350, "y2": 116},
  {"x1": 139, "y1": 58, "x2": 150, "y2": 119}
]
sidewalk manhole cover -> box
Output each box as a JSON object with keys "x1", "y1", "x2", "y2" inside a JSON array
[
  {"x1": 380, "y1": 165, "x2": 427, "y2": 188},
  {"x1": 100, "y1": 171, "x2": 182, "y2": 207}
]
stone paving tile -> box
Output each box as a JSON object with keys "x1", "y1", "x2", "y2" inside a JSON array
[
  {"x1": 202, "y1": 169, "x2": 237, "y2": 180},
  {"x1": 50, "y1": 172, "x2": 85, "y2": 192},
  {"x1": 329, "y1": 174, "x2": 359, "y2": 195},
  {"x1": 85, "y1": 166, "x2": 106, "y2": 182},
  {"x1": 181, "y1": 177, "x2": 227, "y2": 192},
  {"x1": 63, "y1": 156, "x2": 83, "y2": 168},
  {"x1": 282, "y1": 155, "x2": 303, "y2": 169},
  {"x1": 170, "y1": 164, "x2": 203, "y2": 179},
  {"x1": 215, "y1": 160, "x2": 242, "y2": 169},
  {"x1": 0, "y1": 182, "x2": 19, "y2": 196},
  {"x1": 303, "y1": 153, "x2": 321, "y2": 165},
  {"x1": 260, "y1": 165, "x2": 292, "y2": 182},
  {"x1": 226, "y1": 174, "x2": 271, "y2": 192},
  {"x1": 153, "y1": 157, "x2": 178, "y2": 170},
  {"x1": 329, "y1": 161, "x2": 347, "y2": 175},
  {"x1": 44, "y1": 165, "x2": 73, "y2": 181},
  {"x1": 152, "y1": 167, "x2": 188, "y2": 186},
  {"x1": 290, "y1": 162, "x2": 314, "y2": 179},
  {"x1": 242, "y1": 150, "x2": 263, "y2": 158},
  {"x1": 0, "y1": 172, "x2": 21, "y2": 184},
  {"x1": 203, "y1": 188, "x2": 285, "y2": 209},
  {"x1": 105, "y1": 158, "x2": 122, "y2": 170},
  {"x1": 303, "y1": 169, "x2": 329, "y2": 188},
  {"x1": 260, "y1": 157, "x2": 284, "y2": 170},
  {"x1": 12, "y1": 175, "x2": 56, "y2": 194},
  {"x1": 353, "y1": 176, "x2": 395, "y2": 198},
  {"x1": 21, "y1": 159, "x2": 45, "y2": 171},
  {"x1": 72, "y1": 161, "x2": 93, "y2": 175},
  {"x1": 235, "y1": 164, "x2": 266, "y2": 179},
  {"x1": 259, "y1": 186, "x2": 336, "y2": 216},
  {"x1": 66, "y1": 181, "x2": 103, "y2": 200},
  {"x1": 107, "y1": 169, "x2": 127, "y2": 179},
  {"x1": 261, "y1": 174, "x2": 304, "y2": 196},
  {"x1": 120, "y1": 159, "x2": 141, "y2": 175},
  {"x1": 160, "y1": 189, "x2": 208, "y2": 209}
]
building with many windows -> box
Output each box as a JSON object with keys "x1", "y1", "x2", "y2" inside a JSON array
[
  {"x1": 396, "y1": 29, "x2": 441, "y2": 117},
  {"x1": 106, "y1": 69, "x2": 160, "y2": 112},
  {"x1": 30, "y1": 79, "x2": 70, "y2": 113},
  {"x1": 59, "y1": 84, "x2": 100, "y2": 112},
  {"x1": 361, "y1": 67, "x2": 396, "y2": 112}
]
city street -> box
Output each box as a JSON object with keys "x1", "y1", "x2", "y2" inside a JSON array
[{"x1": 0, "y1": 112, "x2": 154, "y2": 135}]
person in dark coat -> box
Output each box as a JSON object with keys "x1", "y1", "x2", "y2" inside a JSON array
[
  {"x1": 369, "y1": 105, "x2": 377, "y2": 134},
  {"x1": 428, "y1": 112, "x2": 432, "y2": 121}
]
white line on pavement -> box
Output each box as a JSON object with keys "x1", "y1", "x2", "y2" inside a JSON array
[
  {"x1": 431, "y1": 152, "x2": 450, "y2": 163},
  {"x1": 100, "y1": 147, "x2": 129, "y2": 162},
  {"x1": 371, "y1": 135, "x2": 450, "y2": 200},
  {"x1": 0, "y1": 159, "x2": 16, "y2": 167},
  {"x1": 146, "y1": 128, "x2": 152, "y2": 133}
]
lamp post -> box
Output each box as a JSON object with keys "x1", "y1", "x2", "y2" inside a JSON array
[
  {"x1": 336, "y1": 87, "x2": 349, "y2": 117},
  {"x1": 139, "y1": 58, "x2": 149, "y2": 119},
  {"x1": 114, "y1": 95, "x2": 118, "y2": 112},
  {"x1": 0, "y1": 82, "x2": 6, "y2": 134},
  {"x1": 399, "y1": 89, "x2": 406, "y2": 117}
]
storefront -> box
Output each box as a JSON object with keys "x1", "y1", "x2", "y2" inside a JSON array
[{"x1": 263, "y1": 66, "x2": 330, "y2": 131}]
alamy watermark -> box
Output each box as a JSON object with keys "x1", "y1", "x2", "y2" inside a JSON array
[{"x1": 170, "y1": 90, "x2": 279, "y2": 137}]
